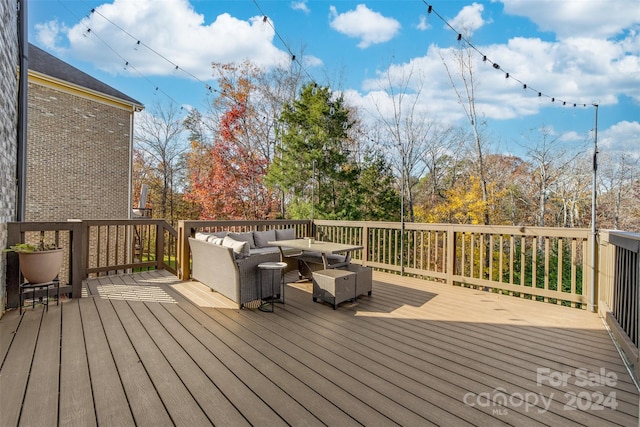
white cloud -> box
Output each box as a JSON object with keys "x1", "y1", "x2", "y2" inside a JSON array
[
  {"x1": 329, "y1": 4, "x2": 400, "y2": 49},
  {"x1": 416, "y1": 16, "x2": 430, "y2": 31},
  {"x1": 500, "y1": 0, "x2": 640, "y2": 39},
  {"x1": 559, "y1": 131, "x2": 583, "y2": 142},
  {"x1": 449, "y1": 2, "x2": 489, "y2": 36},
  {"x1": 352, "y1": 22, "x2": 638, "y2": 139},
  {"x1": 54, "y1": 0, "x2": 291, "y2": 80},
  {"x1": 35, "y1": 19, "x2": 69, "y2": 51},
  {"x1": 291, "y1": 1, "x2": 310, "y2": 14},
  {"x1": 302, "y1": 55, "x2": 323, "y2": 68},
  {"x1": 599, "y1": 121, "x2": 640, "y2": 155}
]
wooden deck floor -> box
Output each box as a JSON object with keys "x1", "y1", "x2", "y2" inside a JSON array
[{"x1": 1, "y1": 269, "x2": 638, "y2": 426}]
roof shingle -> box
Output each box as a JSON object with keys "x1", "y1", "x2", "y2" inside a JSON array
[{"x1": 28, "y1": 43, "x2": 143, "y2": 108}]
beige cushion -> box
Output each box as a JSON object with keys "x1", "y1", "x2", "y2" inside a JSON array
[
  {"x1": 222, "y1": 236, "x2": 250, "y2": 258},
  {"x1": 253, "y1": 230, "x2": 276, "y2": 248},
  {"x1": 194, "y1": 232, "x2": 214, "y2": 241}
]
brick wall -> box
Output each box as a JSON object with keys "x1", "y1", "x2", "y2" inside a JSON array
[
  {"x1": 0, "y1": 0, "x2": 19, "y2": 314},
  {"x1": 26, "y1": 83, "x2": 132, "y2": 221}
]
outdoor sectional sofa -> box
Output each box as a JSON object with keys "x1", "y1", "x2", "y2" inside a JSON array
[{"x1": 188, "y1": 228, "x2": 298, "y2": 308}]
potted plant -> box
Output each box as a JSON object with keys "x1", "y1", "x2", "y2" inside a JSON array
[{"x1": 4, "y1": 242, "x2": 64, "y2": 284}]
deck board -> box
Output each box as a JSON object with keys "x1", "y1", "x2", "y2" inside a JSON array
[
  {"x1": 20, "y1": 304, "x2": 61, "y2": 427},
  {"x1": 59, "y1": 298, "x2": 96, "y2": 427},
  {"x1": 1, "y1": 269, "x2": 638, "y2": 427},
  {"x1": 159, "y1": 301, "x2": 287, "y2": 426},
  {"x1": 91, "y1": 296, "x2": 173, "y2": 426},
  {"x1": 78, "y1": 297, "x2": 136, "y2": 426},
  {"x1": 0, "y1": 310, "x2": 42, "y2": 427}
]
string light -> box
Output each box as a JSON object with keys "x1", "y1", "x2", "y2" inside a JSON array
[
  {"x1": 56, "y1": 0, "x2": 185, "y2": 107},
  {"x1": 76, "y1": 0, "x2": 230, "y2": 104},
  {"x1": 66, "y1": 0, "x2": 597, "y2": 118},
  {"x1": 422, "y1": 1, "x2": 593, "y2": 109},
  {"x1": 252, "y1": 0, "x2": 316, "y2": 84}
]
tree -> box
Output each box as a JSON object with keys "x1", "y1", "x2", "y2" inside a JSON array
[
  {"x1": 368, "y1": 63, "x2": 449, "y2": 223},
  {"x1": 134, "y1": 101, "x2": 188, "y2": 223},
  {"x1": 439, "y1": 41, "x2": 492, "y2": 225},
  {"x1": 520, "y1": 126, "x2": 582, "y2": 227},
  {"x1": 598, "y1": 152, "x2": 639, "y2": 230},
  {"x1": 267, "y1": 83, "x2": 359, "y2": 219},
  {"x1": 357, "y1": 151, "x2": 401, "y2": 221},
  {"x1": 185, "y1": 64, "x2": 277, "y2": 219}
]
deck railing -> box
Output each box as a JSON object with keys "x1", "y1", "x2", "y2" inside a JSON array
[
  {"x1": 176, "y1": 219, "x2": 312, "y2": 280},
  {"x1": 6, "y1": 221, "x2": 84, "y2": 308},
  {"x1": 597, "y1": 230, "x2": 640, "y2": 379},
  {"x1": 81, "y1": 219, "x2": 178, "y2": 276},
  {"x1": 9, "y1": 218, "x2": 640, "y2": 360},
  {"x1": 315, "y1": 220, "x2": 592, "y2": 308},
  {"x1": 5, "y1": 219, "x2": 177, "y2": 308}
]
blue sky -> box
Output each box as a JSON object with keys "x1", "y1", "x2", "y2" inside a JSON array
[{"x1": 29, "y1": 0, "x2": 639, "y2": 158}]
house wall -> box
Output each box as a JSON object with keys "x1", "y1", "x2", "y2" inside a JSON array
[
  {"x1": 26, "y1": 82, "x2": 133, "y2": 221},
  {"x1": 0, "y1": 0, "x2": 19, "y2": 315}
]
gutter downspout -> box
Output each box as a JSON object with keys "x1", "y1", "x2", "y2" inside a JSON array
[
  {"x1": 17, "y1": 0, "x2": 28, "y2": 221},
  {"x1": 128, "y1": 110, "x2": 134, "y2": 219}
]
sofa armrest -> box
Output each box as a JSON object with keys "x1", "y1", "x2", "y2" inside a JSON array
[{"x1": 189, "y1": 237, "x2": 240, "y2": 303}]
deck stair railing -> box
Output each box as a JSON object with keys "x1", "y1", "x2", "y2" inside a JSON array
[{"x1": 597, "y1": 230, "x2": 640, "y2": 380}]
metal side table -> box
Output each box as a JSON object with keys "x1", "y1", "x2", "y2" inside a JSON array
[
  {"x1": 19, "y1": 279, "x2": 60, "y2": 314},
  {"x1": 257, "y1": 261, "x2": 287, "y2": 312}
]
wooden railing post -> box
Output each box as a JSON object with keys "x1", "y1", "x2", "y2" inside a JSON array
[
  {"x1": 156, "y1": 221, "x2": 164, "y2": 270},
  {"x1": 5, "y1": 225, "x2": 21, "y2": 308},
  {"x1": 362, "y1": 222, "x2": 369, "y2": 266},
  {"x1": 177, "y1": 221, "x2": 191, "y2": 280},
  {"x1": 447, "y1": 225, "x2": 455, "y2": 286},
  {"x1": 69, "y1": 220, "x2": 84, "y2": 298},
  {"x1": 81, "y1": 220, "x2": 91, "y2": 281}
]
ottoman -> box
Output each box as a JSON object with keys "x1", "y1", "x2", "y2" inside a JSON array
[{"x1": 312, "y1": 269, "x2": 356, "y2": 309}]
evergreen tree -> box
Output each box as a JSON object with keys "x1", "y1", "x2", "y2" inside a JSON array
[{"x1": 267, "y1": 83, "x2": 358, "y2": 219}]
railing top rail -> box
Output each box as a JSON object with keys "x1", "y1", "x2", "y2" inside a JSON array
[
  {"x1": 7, "y1": 221, "x2": 82, "y2": 232},
  {"x1": 313, "y1": 220, "x2": 591, "y2": 237},
  {"x1": 179, "y1": 219, "x2": 310, "y2": 233},
  {"x1": 179, "y1": 219, "x2": 309, "y2": 226},
  {"x1": 606, "y1": 230, "x2": 640, "y2": 253},
  {"x1": 81, "y1": 219, "x2": 170, "y2": 226}
]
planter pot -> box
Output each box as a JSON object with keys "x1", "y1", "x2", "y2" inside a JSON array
[{"x1": 18, "y1": 249, "x2": 64, "y2": 284}]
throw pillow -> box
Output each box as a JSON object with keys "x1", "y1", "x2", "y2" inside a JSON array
[
  {"x1": 253, "y1": 230, "x2": 276, "y2": 248},
  {"x1": 222, "y1": 236, "x2": 250, "y2": 258},
  {"x1": 227, "y1": 232, "x2": 256, "y2": 249},
  {"x1": 194, "y1": 232, "x2": 214, "y2": 241},
  {"x1": 276, "y1": 228, "x2": 296, "y2": 241},
  {"x1": 210, "y1": 237, "x2": 224, "y2": 245}
]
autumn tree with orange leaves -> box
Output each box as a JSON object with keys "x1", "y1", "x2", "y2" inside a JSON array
[{"x1": 184, "y1": 62, "x2": 278, "y2": 219}]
